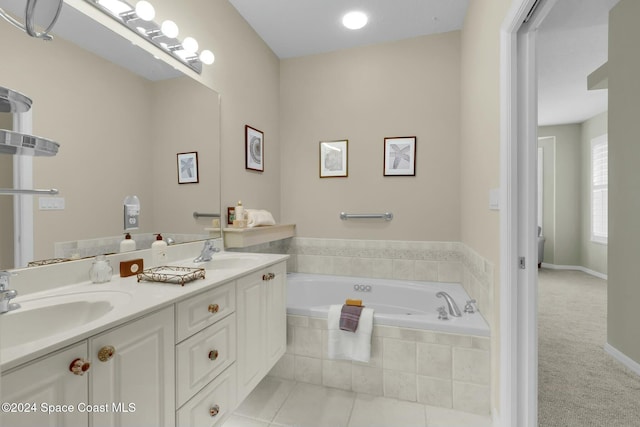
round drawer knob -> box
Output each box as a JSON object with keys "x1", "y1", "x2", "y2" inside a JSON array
[
  {"x1": 208, "y1": 350, "x2": 219, "y2": 361},
  {"x1": 208, "y1": 303, "x2": 219, "y2": 313},
  {"x1": 69, "y1": 358, "x2": 91, "y2": 376},
  {"x1": 98, "y1": 345, "x2": 116, "y2": 362},
  {"x1": 209, "y1": 404, "x2": 220, "y2": 417}
]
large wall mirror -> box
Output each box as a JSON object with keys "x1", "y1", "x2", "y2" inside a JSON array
[{"x1": 0, "y1": 1, "x2": 221, "y2": 270}]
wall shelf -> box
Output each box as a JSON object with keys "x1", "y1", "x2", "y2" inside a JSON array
[{"x1": 221, "y1": 224, "x2": 295, "y2": 248}]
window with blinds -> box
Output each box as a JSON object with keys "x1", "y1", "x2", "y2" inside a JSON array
[{"x1": 591, "y1": 135, "x2": 608, "y2": 244}]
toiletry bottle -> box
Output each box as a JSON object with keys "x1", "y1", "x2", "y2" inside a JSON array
[
  {"x1": 120, "y1": 232, "x2": 136, "y2": 253},
  {"x1": 235, "y1": 200, "x2": 244, "y2": 220},
  {"x1": 152, "y1": 233, "x2": 168, "y2": 266}
]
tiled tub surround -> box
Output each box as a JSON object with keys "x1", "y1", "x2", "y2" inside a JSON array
[
  {"x1": 235, "y1": 237, "x2": 494, "y2": 414},
  {"x1": 268, "y1": 314, "x2": 491, "y2": 415},
  {"x1": 234, "y1": 237, "x2": 494, "y2": 328}
]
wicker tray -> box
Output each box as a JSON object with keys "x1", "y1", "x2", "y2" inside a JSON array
[{"x1": 137, "y1": 266, "x2": 205, "y2": 286}]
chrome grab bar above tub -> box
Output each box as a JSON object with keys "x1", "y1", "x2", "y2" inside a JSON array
[
  {"x1": 193, "y1": 212, "x2": 221, "y2": 219},
  {"x1": 340, "y1": 212, "x2": 393, "y2": 221}
]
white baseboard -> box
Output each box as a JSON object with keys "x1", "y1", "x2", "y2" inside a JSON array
[
  {"x1": 492, "y1": 407, "x2": 501, "y2": 427},
  {"x1": 540, "y1": 263, "x2": 607, "y2": 280},
  {"x1": 604, "y1": 343, "x2": 640, "y2": 377}
]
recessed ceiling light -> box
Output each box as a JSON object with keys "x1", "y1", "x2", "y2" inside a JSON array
[{"x1": 342, "y1": 11, "x2": 368, "y2": 30}]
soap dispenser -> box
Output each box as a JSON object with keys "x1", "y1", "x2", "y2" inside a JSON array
[
  {"x1": 152, "y1": 233, "x2": 168, "y2": 266},
  {"x1": 120, "y1": 232, "x2": 136, "y2": 253},
  {"x1": 235, "y1": 200, "x2": 244, "y2": 220}
]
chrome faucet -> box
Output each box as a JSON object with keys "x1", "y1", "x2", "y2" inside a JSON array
[
  {"x1": 0, "y1": 271, "x2": 20, "y2": 314},
  {"x1": 193, "y1": 240, "x2": 220, "y2": 263},
  {"x1": 436, "y1": 291, "x2": 462, "y2": 317}
]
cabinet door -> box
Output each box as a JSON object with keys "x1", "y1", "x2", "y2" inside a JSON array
[
  {"x1": 89, "y1": 306, "x2": 175, "y2": 427},
  {"x1": 236, "y1": 270, "x2": 266, "y2": 402},
  {"x1": 1, "y1": 343, "x2": 89, "y2": 427},
  {"x1": 265, "y1": 263, "x2": 287, "y2": 371}
]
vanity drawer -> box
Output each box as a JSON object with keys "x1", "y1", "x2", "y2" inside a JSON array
[
  {"x1": 176, "y1": 313, "x2": 236, "y2": 407},
  {"x1": 177, "y1": 364, "x2": 237, "y2": 427},
  {"x1": 176, "y1": 281, "x2": 235, "y2": 342}
]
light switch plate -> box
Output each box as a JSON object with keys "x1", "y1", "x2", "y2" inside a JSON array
[
  {"x1": 489, "y1": 188, "x2": 500, "y2": 210},
  {"x1": 39, "y1": 197, "x2": 65, "y2": 210}
]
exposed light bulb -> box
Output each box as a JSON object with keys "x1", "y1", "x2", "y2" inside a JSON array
[
  {"x1": 135, "y1": 1, "x2": 155, "y2": 21},
  {"x1": 199, "y1": 50, "x2": 215, "y2": 65},
  {"x1": 342, "y1": 11, "x2": 368, "y2": 30},
  {"x1": 161, "y1": 20, "x2": 179, "y2": 38},
  {"x1": 182, "y1": 36, "x2": 199, "y2": 54}
]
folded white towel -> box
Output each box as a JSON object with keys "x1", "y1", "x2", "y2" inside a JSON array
[
  {"x1": 246, "y1": 209, "x2": 276, "y2": 228},
  {"x1": 327, "y1": 304, "x2": 374, "y2": 363}
]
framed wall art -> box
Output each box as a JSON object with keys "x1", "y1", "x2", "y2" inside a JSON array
[
  {"x1": 384, "y1": 136, "x2": 416, "y2": 176},
  {"x1": 177, "y1": 151, "x2": 199, "y2": 184},
  {"x1": 245, "y1": 125, "x2": 264, "y2": 171},
  {"x1": 319, "y1": 140, "x2": 348, "y2": 178}
]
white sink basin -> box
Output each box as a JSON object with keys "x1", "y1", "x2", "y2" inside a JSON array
[{"x1": 0, "y1": 290, "x2": 132, "y2": 349}]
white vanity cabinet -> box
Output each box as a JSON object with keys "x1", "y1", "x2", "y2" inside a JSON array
[
  {"x1": 88, "y1": 306, "x2": 175, "y2": 427},
  {"x1": 175, "y1": 281, "x2": 237, "y2": 427},
  {"x1": 0, "y1": 343, "x2": 89, "y2": 427},
  {"x1": 236, "y1": 262, "x2": 287, "y2": 402}
]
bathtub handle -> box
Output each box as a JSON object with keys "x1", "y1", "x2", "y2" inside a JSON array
[{"x1": 437, "y1": 306, "x2": 449, "y2": 320}]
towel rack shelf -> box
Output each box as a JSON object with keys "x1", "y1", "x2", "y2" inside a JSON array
[{"x1": 339, "y1": 212, "x2": 393, "y2": 221}]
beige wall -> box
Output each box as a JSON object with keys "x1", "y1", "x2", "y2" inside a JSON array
[
  {"x1": 580, "y1": 112, "x2": 608, "y2": 274},
  {"x1": 537, "y1": 136, "x2": 556, "y2": 263},
  {"x1": 538, "y1": 115, "x2": 608, "y2": 275},
  {"x1": 149, "y1": 0, "x2": 282, "y2": 221},
  {"x1": 460, "y1": 0, "x2": 512, "y2": 412},
  {"x1": 608, "y1": 0, "x2": 640, "y2": 364},
  {"x1": 538, "y1": 124, "x2": 582, "y2": 266},
  {"x1": 280, "y1": 33, "x2": 461, "y2": 240}
]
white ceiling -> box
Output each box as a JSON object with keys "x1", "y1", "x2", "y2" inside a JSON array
[
  {"x1": 537, "y1": 0, "x2": 620, "y2": 126},
  {"x1": 228, "y1": 0, "x2": 470, "y2": 59},
  {"x1": 230, "y1": 0, "x2": 619, "y2": 127}
]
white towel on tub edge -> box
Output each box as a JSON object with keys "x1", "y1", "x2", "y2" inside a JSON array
[{"x1": 327, "y1": 304, "x2": 374, "y2": 363}]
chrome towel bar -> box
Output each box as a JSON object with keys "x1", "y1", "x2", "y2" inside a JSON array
[
  {"x1": 193, "y1": 212, "x2": 221, "y2": 219},
  {"x1": 340, "y1": 212, "x2": 393, "y2": 221},
  {"x1": 0, "y1": 188, "x2": 58, "y2": 195}
]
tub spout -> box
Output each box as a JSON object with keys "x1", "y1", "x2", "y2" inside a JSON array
[{"x1": 436, "y1": 291, "x2": 462, "y2": 317}]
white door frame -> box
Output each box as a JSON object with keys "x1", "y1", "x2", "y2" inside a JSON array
[
  {"x1": 499, "y1": 0, "x2": 558, "y2": 426},
  {"x1": 12, "y1": 110, "x2": 34, "y2": 268}
]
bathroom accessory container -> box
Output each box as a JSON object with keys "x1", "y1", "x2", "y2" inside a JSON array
[
  {"x1": 89, "y1": 255, "x2": 113, "y2": 283},
  {"x1": 120, "y1": 233, "x2": 136, "y2": 253}
]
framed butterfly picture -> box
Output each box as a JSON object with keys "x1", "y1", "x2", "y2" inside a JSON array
[{"x1": 383, "y1": 136, "x2": 416, "y2": 176}]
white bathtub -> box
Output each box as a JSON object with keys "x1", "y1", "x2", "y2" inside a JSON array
[{"x1": 286, "y1": 273, "x2": 489, "y2": 337}]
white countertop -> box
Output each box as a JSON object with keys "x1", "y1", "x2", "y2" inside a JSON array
[{"x1": 0, "y1": 252, "x2": 289, "y2": 372}]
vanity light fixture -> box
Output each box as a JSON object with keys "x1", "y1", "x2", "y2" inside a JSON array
[
  {"x1": 342, "y1": 11, "x2": 368, "y2": 30},
  {"x1": 86, "y1": 0, "x2": 215, "y2": 74}
]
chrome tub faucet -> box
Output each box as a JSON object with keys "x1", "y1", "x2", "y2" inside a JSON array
[
  {"x1": 193, "y1": 240, "x2": 220, "y2": 263},
  {"x1": 436, "y1": 291, "x2": 462, "y2": 317},
  {"x1": 0, "y1": 271, "x2": 20, "y2": 314}
]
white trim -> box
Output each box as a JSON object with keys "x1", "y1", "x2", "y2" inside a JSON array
[
  {"x1": 12, "y1": 110, "x2": 34, "y2": 268},
  {"x1": 540, "y1": 263, "x2": 608, "y2": 280},
  {"x1": 492, "y1": 407, "x2": 501, "y2": 427},
  {"x1": 604, "y1": 343, "x2": 640, "y2": 377},
  {"x1": 500, "y1": 1, "x2": 559, "y2": 426}
]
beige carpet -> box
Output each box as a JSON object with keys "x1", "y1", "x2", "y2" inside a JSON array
[{"x1": 538, "y1": 269, "x2": 640, "y2": 427}]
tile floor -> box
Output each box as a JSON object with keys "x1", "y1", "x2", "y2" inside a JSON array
[{"x1": 222, "y1": 377, "x2": 492, "y2": 427}]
